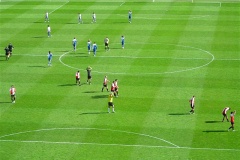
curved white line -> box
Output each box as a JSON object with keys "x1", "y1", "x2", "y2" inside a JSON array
[
  {"x1": 0, "y1": 127, "x2": 179, "y2": 148},
  {"x1": 116, "y1": 14, "x2": 210, "y2": 20},
  {"x1": 1, "y1": 139, "x2": 239, "y2": 151},
  {"x1": 0, "y1": 128, "x2": 239, "y2": 152},
  {"x1": 58, "y1": 42, "x2": 215, "y2": 75},
  {"x1": 59, "y1": 50, "x2": 80, "y2": 70}
]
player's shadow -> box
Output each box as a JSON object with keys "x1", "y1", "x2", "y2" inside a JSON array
[
  {"x1": 114, "y1": 21, "x2": 128, "y2": 24},
  {"x1": 66, "y1": 22, "x2": 77, "y2": 24},
  {"x1": 83, "y1": 91, "x2": 99, "y2": 93},
  {"x1": 107, "y1": 47, "x2": 119, "y2": 50},
  {"x1": 205, "y1": 121, "x2": 222, "y2": 123},
  {"x1": 58, "y1": 50, "x2": 69, "y2": 53},
  {"x1": 0, "y1": 55, "x2": 7, "y2": 61},
  {"x1": 168, "y1": 113, "x2": 190, "y2": 116},
  {"x1": 58, "y1": 84, "x2": 78, "y2": 87},
  {"x1": 203, "y1": 130, "x2": 228, "y2": 133},
  {"x1": 28, "y1": 65, "x2": 46, "y2": 68},
  {"x1": 91, "y1": 95, "x2": 108, "y2": 99},
  {"x1": 32, "y1": 36, "x2": 45, "y2": 38},
  {"x1": 0, "y1": 102, "x2": 12, "y2": 104},
  {"x1": 79, "y1": 111, "x2": 108, "y2": 115},
  {"x1": 75, "y1": 55, "x2": 89, "y2": 57},
  {"x1": 33, "y1": 21, "x2": 44, "y2": 23}
]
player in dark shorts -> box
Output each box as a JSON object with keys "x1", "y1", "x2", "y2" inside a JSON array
[
  {"x1": 102, "y1": 76, "x2": 109, "y2": 92},
  {"x1": 4, "y1": 46, "x2": 10, "y2": 60},
  {"x1": 189, "y1": 96, "x2": 195, "y2": 114},
  {"x1": 86, "y1": 66, "x2": 92, "y2": 85},
  {"x1": 228, "y1": 111, "x2": 236, "y2": 131},
  {"x1": 108, "y1": 92, "x2": 115, "y2": 113},
  {"x1": 104, "y1": 37, "x2": 109, "y2": 51},
  {"x1": 8, "y1": 43, "x2": 14, "y2": 56},
  {"x1": 114, "y1": 79, "x2": 119, "y2": 97},
  {"x1": 222, "y1": 107, "x2": 230, "y2": 122}
]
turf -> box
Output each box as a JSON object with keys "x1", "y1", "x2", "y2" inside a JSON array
[{"x1": 0, "y1": 0, "x2": 239, "y2": 159}]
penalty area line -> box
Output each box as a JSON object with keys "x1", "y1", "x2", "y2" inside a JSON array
[
  {"x1": 0, "y1": 139, "x2": 239, "y2": 152},
  {"x1": 120, "y1": 2, "x2": 125, "y2": 6},
  {"x1": 49, "y1": 1, "x2": 69, "y2": 14}
]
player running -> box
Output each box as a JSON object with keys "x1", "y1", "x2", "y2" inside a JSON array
[
  {"x1": 8, "y1": 43, "x2": 14, "y2": 56},
  {"x1": 4, "y1": 46, "x2": 10, "y2": 60}
]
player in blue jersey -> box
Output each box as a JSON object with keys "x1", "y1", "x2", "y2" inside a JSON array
[
  {"x1": 72, "y1": 37, "x2": 77, "y2": 52},
  {"x1": 48, "y1": 51, "x2": 53, "y2": 66},
  {"x1": 121, "y1": 35, "x2": 125, "y2": 49},
  {"x1": 92, "y1": 42, "x2": 97, "y2": 56},
  {"x1": 87, "y1": 39, "x2": 91, "y2": 54},
  {"x1": 128, "y1": 10, "x2": 132, "y2": 23}
]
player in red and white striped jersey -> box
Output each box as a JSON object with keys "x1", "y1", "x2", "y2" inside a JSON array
[
  {"x1": 189, "y1": 96, "x2": 195, "y2": 114},
  {"x1": 222, "y1": 107, "x2": 230, "y2": 122},
  {"x1": 102, "y1": 76, "x2": 109, "y2": 92},
  {"x1": 114, "y1": 79, "x2": 119, "y2": 97},
  {"x1": 76, "y1": 71, "x2": 80, "y2": 86},
  {"x1": 228, "y1": 110, "x2": 236, "y2": 131},
  {"x1": 111, "y1": 81, "x2": 117, "y2": 97},
  {"x1": 9, "y1": 85, "x2": 16, "y2": 103}
]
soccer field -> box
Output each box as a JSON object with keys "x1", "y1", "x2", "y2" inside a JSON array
[{"x1": 0, "y1": 0, "x2": 239, "y2": 159}]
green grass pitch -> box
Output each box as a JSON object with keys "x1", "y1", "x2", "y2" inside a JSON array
[{"x1": 0, "y1": 0, "x2": 239, "y2": 159}]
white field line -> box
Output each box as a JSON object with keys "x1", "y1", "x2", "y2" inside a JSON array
[
  {"x1": 0, "y1": 127, "x2": 179, "y2": 148},
  {"x1": 59, "y1": 43, "x2": 215, "y2": 75},
  {"x1": 147, "y1": 1, "x2": 239, "y2": 5},
  {"x1": 116, "y1": 14, "x2": 210, "y2": 20},
  {"x1": 9, "y1": 42, "x2": 239, "y2": 74},
  {"x1": 0, "y1": 139, "x2": 239, "y2": 152},
  {"x1": 49, "y1": 1, "x2": 69, "y2": 14},
  {"x1": 120, "y1": 2, "x2": 125, "y2": 6},
  {"x1": 13, "y1": 54, "x2": 211, "y2": 60},
  {"x1": 10, "y1": 54, "x2": 240, "y2": 61},
  {"x1": 1, "y1": 128, "x2": 239, "y2": 151}
]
